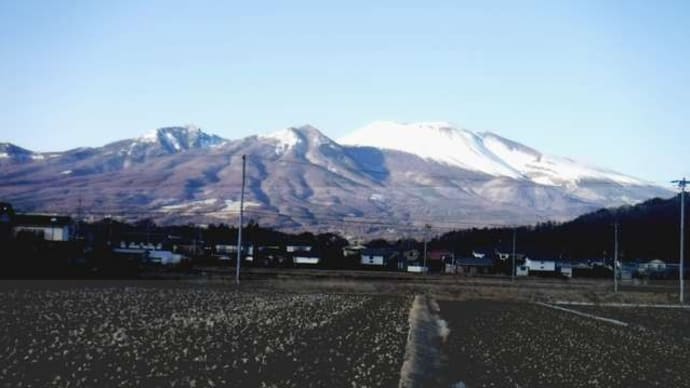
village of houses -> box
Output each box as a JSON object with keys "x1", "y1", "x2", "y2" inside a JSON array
[{"x1": 0, "y1": 202, "x2": 677, "y2": 281}]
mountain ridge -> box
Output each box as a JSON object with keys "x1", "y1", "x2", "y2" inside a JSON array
[{"x1": 0, "y1": 122, "x2": 671, "y2": 237}]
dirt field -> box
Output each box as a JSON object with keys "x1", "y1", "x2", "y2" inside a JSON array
[
  {"x1": 1, "y1": 277, "x2": 689, "y2": 387},
  {"x1": 0, "y1": 283, "x2": 409, "y2": 387},
  {"x1": 437, "y1": 300, "x2": 690, "y2": 387},
  {"x1": 567, "y1": 305, "x2": 690, "y2": 343}
]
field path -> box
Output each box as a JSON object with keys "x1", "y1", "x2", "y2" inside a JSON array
[{"x1": 398, "y1": 295, "x2": 449, "y2": 388}]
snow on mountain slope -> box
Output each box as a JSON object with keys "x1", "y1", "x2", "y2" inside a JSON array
[
  {"x1": 339, "y1": 121, "x2": 523, "y2": 178},
  {"x1": 479, "y1": 132, "x2": 644, "y2": 186},
  {"x1": 134, "y1": 125, "x2": 227, "y2": 151},
  {"x1": 339, "y1": 121, "x2": 645, "y2": 186},
  {"x1": 0, "y1": 143, "x2": 51, "y2": 162}
]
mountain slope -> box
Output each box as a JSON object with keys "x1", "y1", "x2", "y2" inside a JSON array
[
  {"x1": 339, "y1": 121, "x2": 645, "y2": 186},
  {"x1": 0, "y1": 123, "x2": 671, "y2": 237}
]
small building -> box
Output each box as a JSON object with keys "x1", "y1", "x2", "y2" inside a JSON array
[
  {"x1": 516, "y1": 264, "x2": 529, "y2": 277},
  {"x1": 342, "y1": 244, "x2": 365, "y2": 258},
  {"x1": 147, "y1": 250, "x2": 185, "y2": 265},
  {"x1": 524, "y1": 258, "x2": 556, "y2": 272},
  {"x1": 13, "y1": 214, "x2": 72, "y2": 241},
  {"x1": 215, "y1": 244, "x2": 254, "y2": 256},
  {"x1": 454, "y1": 257, "x2": 495, "y2": 275},
  {"x1": 401, "y1": 249, "x2": 420, "y2": 263},
  {"x1": 558, "y1": 263, "x2": 573, "y2": 279},
  {"x1": 407, "y1": 265, "x2": 427, "y2": 273},
  {"x1": 428, "y1": 249, "x2": 453, "y2": 262},
  {"x1": 293, "y1": 255, "x2": 320, "y2": 265},
  {"x1": 360, "y1": 248, "x2": 397, "y2": 266},
  {"x1": 287, "y1": 245, "x2": 312, "y2": 253},
  {"x1": 642, "y1": 259, "x2": 666, "y2": 271}
]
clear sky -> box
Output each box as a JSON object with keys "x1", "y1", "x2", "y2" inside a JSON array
[{"x1": 1, "y1": 0, "x2": 688, "y2": 185}]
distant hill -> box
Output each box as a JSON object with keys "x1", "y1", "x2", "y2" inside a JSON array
[{"x1": 437, "y1": 194, "x2": 687, "y2": 260}]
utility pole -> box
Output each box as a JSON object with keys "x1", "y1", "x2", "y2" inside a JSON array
[
  {"x1": 672, "y1": 178, "x2": 687, "y2": 304},
  {"x1": 236, "y1": 155, "x2": 246, "y2": 286},
  {"x1": 75, "y1": 196, "x2": 82, "y2": 240},
  {"x1": 423, "y1": 224, "x2": 431, "y2": 273},
  {"x1": 614, "y1": 221, "x2": 619, "y2": 293},
  {"x1": 510, "y1": 227, "x2": 517, "y2": 281}
]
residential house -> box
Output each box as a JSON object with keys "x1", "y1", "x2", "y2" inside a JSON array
[
  {"x1": 293, "y1": 255, "x2": 321, "y2": 265},
  {"x1": 360, "y1": 248, "x2": 398, "y2": 267},
  {"x1": 427, "y1": 249, "x2": 453, "y2": 272},
  {"x1": 453, "y1": 257, "x2": 495, "y2": 275},
  {"x1": 287, "y1": 245, "x2": 312, "y2": 253},
  {"x1": 524, "y1": 258, "x2": 556, "y2": 273},
  {"x1": 13, "y1": 214, "x2": 72, "y2": 241}
]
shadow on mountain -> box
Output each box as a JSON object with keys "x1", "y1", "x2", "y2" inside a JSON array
[{"x1": 344, "y1": 146, "x2": 389, "y2": 182}]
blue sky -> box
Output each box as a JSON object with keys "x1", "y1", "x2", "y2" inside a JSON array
[{"x1": 1, "y1": 0, "x2": 688, "y2": 185}]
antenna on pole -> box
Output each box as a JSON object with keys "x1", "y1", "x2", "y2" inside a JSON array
[
  {"x1": 671, "y1": 178, "x2": 687, "y2": 304},
  {"x1": 236, "y1": 155, "x2": 247, "y2": 286}
]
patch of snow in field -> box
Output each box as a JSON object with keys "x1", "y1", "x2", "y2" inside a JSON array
[
  {"x1": 0, "y1": 152, "x2": 8, "y2": 158},
  {"x1": 31, "y1": 154, "x2": 45, "y2": 160},
  {"x1": 60, "y1": 170, "x2": 72, "y2": 175}
]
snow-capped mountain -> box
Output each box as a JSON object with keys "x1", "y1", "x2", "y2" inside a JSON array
[
  {"x1": 0, "y1": 122, "x2": 671, "y2": 236},
  {"x1": 339, "y1": 121, "x2": 644, "y2": 186}
]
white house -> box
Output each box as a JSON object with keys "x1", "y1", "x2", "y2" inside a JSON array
[
  {"x1": 407, "y1": 265, "x2": 428, "y2": 273},
  {"x1": 216, "y1": 244, "x2": 254, "y2": 256},
  {"x1": 524, "y1": 258, "x2": 556, "y2": 272},
  {"x1": 360, "y1": 248, "x2": 396, "y2": 266},
  {"x1": 148, "y1": 250, "x2": 185, "y2": 265},
  {"x1": 516, "y1": 265, "x2": 529, "y2": 277},
  {"x1": 559, "y1": 264, "x2": 573, "y2": 278},
  {"x1": 287, "y1": 245, "x2": 312, "y2": 253},
  {"x1": 293, "y1": 255, "x2": 320, "y2": 265}
]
